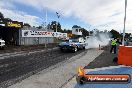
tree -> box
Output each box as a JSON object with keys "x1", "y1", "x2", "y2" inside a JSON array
[
  {"x1": 110, "y1": 29, "x2": 121, "y2": 38},
  {"x1": 36, "y1": 26, "x2": 43, "y2": 29},
  {"x1": 50, "y1": 21, "x2": 62, "y2": 32},
  {"x1": 47, "y1": 23, "x2": 51, "y2": 29},
  {"x1": 90, "y1": 31, "x2": 93, "y2": 35},
  {"x1": 62, "y1": 29, "x2": 72, "y2": 33},
  {"x1": 72, "y1": 25, "x2": 81, "y2": 28},
  {"x1": 3, "y1": 18, "x2": 12, "y2": 22},
  {"x1": 81, "y1": 28, "x2": 89, "y2": 37},
  {"x1": 63, "y1": 29, "x2": 67, "y2": 33},
  {"x1": 23, "y1": 23, "x2": 31, "y2": 27},
  {"x1": 125, "y1": 33, "x2": 131, "y2": 38},
  {"x1": 0, "y1": 12, "x2": 4, "y2": 20}
]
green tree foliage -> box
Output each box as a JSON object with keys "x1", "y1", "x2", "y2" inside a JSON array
[
  {"x1": 47, "y1": 23, "x2": 51, "y2": 29},
  {"x1": 110, "y1": 29, "x2": 121, "y2": 38},
  {"x1": 50, "y1": 21, "x2": 62, "y2": 32},
  {"x1": 81, "y1": 28, "x2": 89, "y2": 37},
  {"x1": 3, "y1": 18, "x2": 12, "y2": 23},
  {"x1": 125, "y1": 33, "x2": 131, "y2": 38},
  {"x1": 0, "y1": 12, "x2": 5, "y2": 23},
  {"x1": 23, "y1": 23, "x2": 31, "y2": 27},
  {"x1": 72, "y1": 25, "x2": 81, "y2": 28},
  {"x1": 0, "y1": 12, "x2": 4, "y2": 20},
  {"x1": 62, "y1": 29, "x2": 72, "y2": 33},
  {"x1": 36, "y1": 26, "x2": 42, "y2": 29},
  {"x1": 0, "y1": 12, "x2": 12, "y2": 23}
]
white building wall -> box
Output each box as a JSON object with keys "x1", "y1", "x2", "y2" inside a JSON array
[{"x1": 72, "y1": 28, "x2": 82, "y2": 35}]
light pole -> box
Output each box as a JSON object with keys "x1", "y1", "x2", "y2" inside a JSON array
[
  {"x1": 45, "y1": 9, "x2": 48, "y2": 48},
  {"x1": 56, "y1": 22, "x2": 58, "y2": 33},
  {"x1": 55, "y1": 12, "x2": 60, "y2": 43},
  {"x1": 122, "y1": 0, "x2": 127, "y2": 45},
  {"x1": 56, "y1": 12, "x2": 60, "y2": 32}
]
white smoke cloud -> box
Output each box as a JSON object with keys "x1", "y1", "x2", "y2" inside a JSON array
[{"x1": 85, "y1": 31, "x2": 111, "y2": 49}]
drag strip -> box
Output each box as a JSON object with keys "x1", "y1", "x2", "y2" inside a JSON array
[
  {"x1": 9, "y1": 49, "x2": 103, "y2": 88},
  {"x1": 0, "y1": 47, "x2": 58, "y2": 59},
  {"x1": 0, "y1": 48, "x2": 85, "y2": 88}
]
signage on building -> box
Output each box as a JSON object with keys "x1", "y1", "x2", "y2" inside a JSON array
[
  {"x1": 7, "y1": 21, "x2": 23, "y2": 28},
  {"x1": 22, "y1": 30, "x2": 67, "y2": 38}
]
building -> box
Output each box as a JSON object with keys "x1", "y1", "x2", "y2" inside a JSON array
[
  {"x1": 0, "y1": 19, "x2": 68, "y2": 46},
  {"x1": 0, "y1": 24, "x2": 56, "y2": 46},
  {"x1": 72, "y1": 27, "x2": 82, "y2": 35}
]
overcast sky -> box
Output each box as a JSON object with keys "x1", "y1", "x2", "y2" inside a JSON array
[{"x1": 0, "y1": 0, "x2": 132, "y2": 33}]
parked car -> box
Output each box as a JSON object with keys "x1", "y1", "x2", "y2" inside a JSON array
[{"x1": 58, "y1": 39, "x2": 86, "y2": 53}]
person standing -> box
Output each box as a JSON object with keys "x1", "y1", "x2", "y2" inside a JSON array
[
  {"x1": 110, "y1": 38, "x2": 117, "y2": 54},
  {"x1": 125, "y1": 39, "x2": 129, "y2": 46}
]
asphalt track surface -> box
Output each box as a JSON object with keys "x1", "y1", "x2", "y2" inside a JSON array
[
  {"x1": 84, "y1": 46, "x2": 118, "y2": 69},
  {"x1": 0, "y1": 48, "x2": 86, "y2": 88}
]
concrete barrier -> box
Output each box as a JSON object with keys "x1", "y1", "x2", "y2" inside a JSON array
[{"x1": 118, "y1": 45, "x2": 132, "y2": 66}]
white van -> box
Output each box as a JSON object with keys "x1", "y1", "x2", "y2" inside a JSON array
[{"x1": 0, "y1": 39, "x2": 5, "y2": 49}]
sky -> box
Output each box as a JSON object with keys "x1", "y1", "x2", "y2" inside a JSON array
[{"x1": 0, "y1": 0, "x2": 132, "y2": 33}]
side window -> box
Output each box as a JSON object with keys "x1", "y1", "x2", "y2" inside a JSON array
[{"x1": 76, "y1": 29, "x2": 78, "y2": 32}]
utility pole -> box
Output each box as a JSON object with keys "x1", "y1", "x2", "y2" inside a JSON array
[
  {"x1": 56, "y1": 12, "x2": 60, "y2": 32},
  {"x1": 45, "y1": 9, "x2": 48, "y2": 48},
  {"x1": 55, "y1": 12, "x2": 60, "y2": 43},
  {"x1": 56, "y1": 22, "x2": 58, "y2": 33},
  {"x1": 122, "y1": 0, "x2": 127, "y2": 45},
  {"x1": 45, "y1": 9, "x2": 47, "y2": 31}
]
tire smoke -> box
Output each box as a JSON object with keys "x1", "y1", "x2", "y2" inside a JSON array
[{"x1": 85, "y1": 32, "x2": 111, "y2": 49}]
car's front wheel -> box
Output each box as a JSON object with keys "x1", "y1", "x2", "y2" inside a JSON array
[
  {"x1": 72, "y1": 47, "x2": 78, "y2": 53},
  {"x1": 60, "y1": 48, "x2": 64, "y2": 52},
  {"x1": 83, "y1": 46, "x2": 85, "y2": 49}
]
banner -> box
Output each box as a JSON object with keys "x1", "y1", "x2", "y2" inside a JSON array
[{"x1": 22, "y1": 30, "x2": 67, "y2": 38}]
